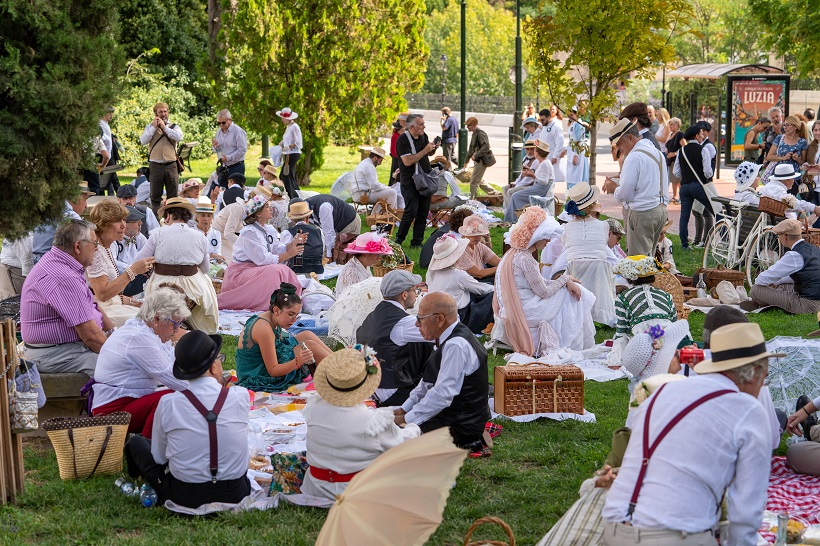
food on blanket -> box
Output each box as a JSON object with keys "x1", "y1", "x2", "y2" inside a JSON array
[
  {"x1": 292, "y1": 398, "x2": 307, "y2": 405},
  {"x1": 249, "y1": 455, "x2": 272, "y2": 471},
  {"x1": 771, "y1": 519, "x2": 805, "y2": 543}
]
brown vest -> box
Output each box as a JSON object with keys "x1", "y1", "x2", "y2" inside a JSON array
[{"x1": 148, "y1": 125, "x2": 179, "y2": 163}]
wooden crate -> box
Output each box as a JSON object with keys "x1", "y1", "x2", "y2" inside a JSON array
[
  {"x1": 0, "y1": 320, "x2": 25, "y2": 503},
  {"x1": 494, "y1": 364, "x2": 584, "y2": 416}
]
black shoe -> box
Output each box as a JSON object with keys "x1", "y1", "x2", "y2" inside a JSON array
[{"x1": 797, "y1": 395, "x2": 817, "y2": 441}]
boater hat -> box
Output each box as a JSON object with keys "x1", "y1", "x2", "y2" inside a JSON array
[
  {"x1": 609, "y1": 118, "x2": 636, "y2": 145},
  {"x1": 157, "y1": 197, "x2": 196, "y2": 218},
  {"x1": 695, "y1": 323, "x2": 785, "y2": 374},
  {"x1": 313, "y1": 347, "x2": 382, "y2": 407},
  {"x1": 770, "y1": 163, "x2": 802, "y2": 181},
  {"x1": 287, "y1": 198, "x2": 313, "y2": 220},
  {"x1": 565, "y1": 182, "x2": 601, "y2": 212},
  {"x1": 173, "y1": 330, "x2": 223, "y2": 380}
]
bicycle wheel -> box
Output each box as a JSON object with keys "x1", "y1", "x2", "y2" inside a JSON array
[
  {"x1": 703, "y1": 220, "x2": 735, "y2": 269},
  {"x1": 745, "y1": 227, "x2": 783, "y2": 286}
]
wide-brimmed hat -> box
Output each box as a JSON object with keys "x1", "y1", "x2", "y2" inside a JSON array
[
  {"x1": 430, "y1": 156, "x2": 451, "y2": 170},
  {"x1": 180, "y1": 179, "x2": 204, "y2": 194},
  {"x1": 125, "y1": 206, "x2": 146, "y2": 222},
  {"x1": 695, "y1": 323, "x2": 784, "y2": 373},
  {"x1": 116, "y1": 185, "x2": 138, "y2": 198},
  {"x1": 344, "y1": 232, "x2": 393, "y2": 255},
  {"x1": 173, "y1": 331, "x2": 223, "y2": 380},
  {"x1": 313, "y1": 347, "x2": 382, "y2": 407},
  {"x1": 622, "y1": 320, "x2": 691, "y2": 383},
  {"x1": 251, "y1": 184, "x2": 273, "y2": 200},
  {"x1": 244, "y1": 194, "x2": 270, "y2": 217},
  {"x1": 85, "y1": 195, "x2": 117, "y2": 208},
  {"x1": 521, "y1": 116, "x2": 539, "y2": 130},
  {"x1": 429, "y1": 234, "x2": 470, "y2": 271},
  {"x1": 158, "y1": 197, "x2": 197, "y2": 218},
  {"x1": 263, "y1": 164, "x2": 279, "y2": 177},
  {"x1": 509, "y1": 206, "x2": 548, "y2": 250},
  {"x1": 565, "y1": 182, "x2": 601, "y2": 213},
  {"x1": 613, "y1": 255, "x2": 663, "y2": 281},
  {"x1": 78, "y1": 182, "x2": 96, "y2": 197},
  {"x1": 535, "y1": 141, "x2": 550, "y2": 154},
  {"x1": 770, "y1": 163, "x2": 802, "y2": 181},
  {"x1": 609, "y1": 118, "x2": 636, "y2": 145},
  {"x1": 195, "y1": 201, "x2": 215, "y2": 214},
  {"x1": 734, "y1": 161, "x2": 762, "y2": 192},
  {"x1": 771, "y1": 218, "x2": 802, "y2": 236},
  {"x1": 287, "y1": 199, "x2": 313, "y2": 220},
  {"x1": 276, "y1": 107, "x2": 298, "y2": 120},
  {"x1": 370, "y1": 146, "x2": 387, "y2": 159},
  {"x1": 458, "y1": 214, "x2": 490, "y2": 237}
]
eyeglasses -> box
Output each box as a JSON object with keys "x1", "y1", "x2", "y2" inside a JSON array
[
  {"x1": 415, "y1": 313, "x2": 441, "y2": 324},
  {"x1": 218, "y1": 120, "x2": 230, "y2": 125},
  {"x1": 217, "y1": 353, "x2": 226, "y2": 364},
  {"x1": 83, "y1": 239, "x2": 99, "y2": 248},
  {"x1": 165, "y1": 317, "x2": 184, "y2": 330}
]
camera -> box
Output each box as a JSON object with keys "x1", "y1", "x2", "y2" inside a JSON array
[{"x1": 433, "y1": 136, "x2": 442, "y2": 146}]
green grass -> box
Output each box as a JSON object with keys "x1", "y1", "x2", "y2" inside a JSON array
[{"x1": 5, "y1": 147, "x2": 812, "y2": 545}]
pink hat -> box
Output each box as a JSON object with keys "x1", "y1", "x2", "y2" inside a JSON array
[
  {"x1": 344, "y1": 233, "x2": 394, "y2": 255},
  {"x1": 458, "y1": 214, "x2": 489, "y2": 237}
]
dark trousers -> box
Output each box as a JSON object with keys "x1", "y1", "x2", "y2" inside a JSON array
[
  {"x1": 100, "y1": 172, "x2": 120, "y2": 196},
  {"x1": 395, "y1": 182, "x2": 432, "y2": 246},
  {"x1": 389, "y1": 157, "x2": 400, "y2": 186},
  {"x1": 218, "y1": 161, "x2": 246, "y2": 189},
  {"x1": 457, "y1": 291, "x2": 494, "y2": 334},
  {"x1": 679, "y1": 182, "x2": 714, "y2": 248},
  {"x1": 82, "y1": 169, "x2": 102, "y2": 195},
  {"x1": 149, "y1": 162, "x2": 180, "y2": 215},
  {"x1": 122, "y1": 274, "x2": 148, "y2": 297},
  {"x1": 810, "y1": 191, "x2": 820, "y2": 228},
  {"x1": 420, "y1": 415, "x2": 484, "y2": 450},
  {"x1": 124, "y1": 435, "x2": 251, "y2": 508},
  {"x1": 280, "y1": 154, "x2": 300, "y2": 199}
]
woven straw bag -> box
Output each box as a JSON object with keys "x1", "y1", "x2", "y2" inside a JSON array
[{"x1": 43, "y1": 412, "x2": 130, "y2": 480}]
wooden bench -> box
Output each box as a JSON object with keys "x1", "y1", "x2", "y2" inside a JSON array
[{"x1": 27, "y1": 373, "x2": 90, "y2": 437}]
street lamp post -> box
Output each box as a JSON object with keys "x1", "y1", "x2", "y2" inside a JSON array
[
  {"x1": 440, "y1": 54, "x2": 448, "y2": 109},
  {"x1": 510, "y1": 0, "x2": 523, "y2": 183},
  {"x1": 458, "y1": 0, "x2": 468, "y2": 168}
]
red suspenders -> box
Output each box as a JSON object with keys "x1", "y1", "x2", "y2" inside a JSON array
[
  {"x1": 626, "y1": 384, "x2": 734, "y2": 518},
  {"x1": 180, "y1": 388, "x2": 230, "y2": 483}
]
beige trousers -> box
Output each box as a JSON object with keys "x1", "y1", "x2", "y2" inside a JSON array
[
  {"x1": 787, "y1": 441, "x2": 820, "y2": 476},
  {"x1": 750, "y1": 283, "x2": 820, "y2": 315},
  {"x1": 340, "y1": 215, "x2": 362, "y2": 237},
  {"x1": 603, "y1": 522, "x2": 715, "y2": 546},
  {"x1": 624, "y1": 204, "x2": 667, "y2": 256},
  {"x1": 469, "y1": 162, "x2": 497, "y2": 199}
]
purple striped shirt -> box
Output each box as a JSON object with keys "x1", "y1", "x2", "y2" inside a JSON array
[{"x1": 21, "y1": 247, "x2": 103, "y2": 344}]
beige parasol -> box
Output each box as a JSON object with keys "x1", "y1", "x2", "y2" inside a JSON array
[{"x1": 315, "y1": 428, "x2": 468, "y2": 546}]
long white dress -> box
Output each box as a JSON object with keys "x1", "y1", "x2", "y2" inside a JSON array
[
  {"x1": 495, "y1": 251, "x2": 595, "y2": 356},
  {"x1": 565, "y1": 120, "x2": 590, "y2": 187},
  {"x1": 562, "y1": 218, "x2": 616, "y2": 326}
]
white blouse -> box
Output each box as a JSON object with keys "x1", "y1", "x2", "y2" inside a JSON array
[
  {"x1": 282, "y1": 122, "x2": 303, "y2": 154},
  {"x1": 201, "y1": 227, "x2": 222, "y2": 256},
  {"x1": 231, "y1": 223, "x2": 287, "y2": 266},
  {"x1": 136, "y1": 223, "x2": 210, "y2": 273},
  {"x1": 426, "y1": 267, "x2": 493, "y2": 309},
  {"x1": 335, "y1": 257, "x2": 371, "y2": 298}
]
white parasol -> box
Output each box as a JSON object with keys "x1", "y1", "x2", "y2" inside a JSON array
[{"x1": 327, "y1": 277, "x2": 383, "y2": 346}]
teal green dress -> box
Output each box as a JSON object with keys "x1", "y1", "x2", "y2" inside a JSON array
[{"x1": 235, "y1": 315, "x2": 306, "y2": 392}]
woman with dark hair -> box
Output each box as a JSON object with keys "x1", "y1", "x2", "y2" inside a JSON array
[
  {"x1": 217, "y1": 194, "x2": 305, "y2": 311},
  {"x1": 419, "y1": 205, "x2": 476, "y2": 270},
  {"x1": 136, "y1": 197, "x2": 219, "y2": 333},
  {"x1": 235, "y1": 284, "x2": 332, "y2": 392}
]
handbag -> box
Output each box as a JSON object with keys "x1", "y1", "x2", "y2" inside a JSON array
[
  {"x1": 405, "y1": 132, "x2": 438, "y2": 197},
  {"x1": 43, "y1": 412, "x2": 131, "y2": 480},
  {"x1": 216, "y1": 159, "x2": 230, "y2": 187},
  {"x1": 8, "y1": 343, "x2": 41, "y2": 433},
  {"x1": 482, "y1": 150, "x2": 497, "y2": 167}
]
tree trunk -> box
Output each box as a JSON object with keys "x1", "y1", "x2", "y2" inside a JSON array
[
  {"x1": 299, "y1": 144, "x2": 312, "y2": 187},
  {"x1": 207, "y1": 0, "x2": 222, "y2": 67},
  {"x1": 589, "y1": 122, "x2": 598, "y2": 185}
]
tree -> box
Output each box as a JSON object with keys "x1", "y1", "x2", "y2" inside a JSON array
[
  {"x1": 749, "y1": 0, "x2": 820, "y2": 77},
  {"x1": 527, "y1": 0, "x2": 691, "y2": 183},
  {"x1": 0, "y1": 0, "x2": 123, "y2": 239},
  {"x1": 214, "y1": 0, "x2": 428, "y2": 185}
]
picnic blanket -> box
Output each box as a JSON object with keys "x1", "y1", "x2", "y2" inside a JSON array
[
  {"x1": 217, "y1": 310, "x2": 328, "y2": 337},
  {"x1": 758, "y1": 456, "x2": 820, "y2": 543},
  {"x1": 504, "y1": 344, "x2": 626, "y2": 383}
]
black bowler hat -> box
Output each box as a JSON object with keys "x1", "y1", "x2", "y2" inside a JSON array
[{"x1": 172, "y1": 330, "x2": 223, "y2": 380}]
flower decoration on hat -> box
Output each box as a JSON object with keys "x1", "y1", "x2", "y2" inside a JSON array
[
  {"x1": 364, "y1": 239, "x2": 390, "y2": 253},
  {"x1": 510, "y1": 206, "x2": 547, "y2": 250},
  {"x1": 646, "y1": 324, "x2": 665, "y2": 350},
  {"x1": 565, "y1": 199, "x2": 584, "y2": 217},
  {"x1": 613, "y1": 255, "x2": 662, "y2": 281},
  {"x1": 244, "y1": 194, "x2": 269, "y2": 217},
  {"x1": 352, "y1": 343, "x2": 379, "y2": 375}
]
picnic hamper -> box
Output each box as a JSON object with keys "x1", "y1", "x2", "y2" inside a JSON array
[
  {"x1": 757, "y1": 196, "x2": 788, "y2": 217},
  {"x1": 43, "y1": 412, "x2": 130, "y2": 480},
  {"x1": 802, "y1": 217, "x2": 820, "y2": 247},
  {"x1": 494, "y1": 364, "x2": 584, "y2": 416},
  {"x1": 463, "y1": 516, "x2": 516, "y2": 546},
  {"x1": 695, "y1": 266, "x2": 746, "y2": 290},
  {"x1": 372, "y1": 242, "x2": 414, "y2": 277}
]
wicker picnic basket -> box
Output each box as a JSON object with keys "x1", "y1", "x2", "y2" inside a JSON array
[
  {"x1": 372, "y1": 242, "x2": 414, "y2": 277},
  {"x1": 695, "y1": 266, "x2": 746, "y2": 290},
  {"x1": 758, "y1": 196, "x2": 788, "y2": 217},
  {"x1": 463, "y1": 516, "x2": 516, "y2": 546},
  {"x1": 802, "y1": 217, "x2": 820, "y2": 247},
  {"x1": 43, "y1": 412, "x2": 131, "y2": 480},
  {"x1": 651, "y1": 272, "x2": 689, "y2": 320},
  {"x1": 493, "y1": 364, "x2": 584, "y2": 416}
]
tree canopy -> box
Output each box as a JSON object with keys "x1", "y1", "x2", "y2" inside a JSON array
[
  {"x1": 749, "y1": 0, "x2": 820, "y2": 77},
  {"x1": 0, "y1": 0, "x2": 122, "y2": 238},
  {"x1": 215, "y1": 0, "x2": 428, "y2": 184},
  {"x1": 528, "y1": 0, "x2": 691, "y2": 182}
]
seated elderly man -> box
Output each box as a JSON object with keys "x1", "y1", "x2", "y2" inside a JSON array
[
  {"x1": 394, "y1": 292, "x2": 491, "y2": 455},
  {"x1": 111, "y1": 206, "x2": 149, "y2": 296},
  {"x1": 21, "y1": 219, "x2": 113, "y2": 376},
  {"x1": 601, "y1": 323, "x2": 774, "y2": 546},
  {"x1": 758, "y1": 164, "x2": 820, "y2": 218},
  {"x1": 351, "y1": 146, "x2": 404, "y2": 211},
  {"x1": 116, "y1": 184, "x2": 159, "y2": 237},
  {"x1": 124, "y1": 330, "x2": 250, "y2": 508},
  {"x1": 747, "y1": 218, "x2": 820, "y2": 314},
  {"x1": 357, "y1": 270, "x2": 433, "y2": 407},
  {"x1": 32, "y1": 182, "x2": 95, "y2": 263},
  {"x1": 429, "y1": 157, "x2": 464, "y2": 211},
  {"x1": 91, "y1": 287, "x2": 191, "y2": 437},
  {"x1": 503, "y1": 141, "x2": 539, "y2": 208},
  {"x1": 305, "y1": 194, "x2": 361, "y2": 260}
]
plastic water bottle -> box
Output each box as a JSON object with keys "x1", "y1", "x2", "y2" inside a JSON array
[
  {"x1": 120, "y1": 481, "x2": 137, "y2": 496},
  {"x1": 139, "y1": 483, "x2": 158, "y2": 507},
  {"x1": 115, "y1": 477, "x2": 126, "y2": 489}
]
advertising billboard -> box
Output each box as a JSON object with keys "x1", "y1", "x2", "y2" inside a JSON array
[{"x1": 726, "y1": 75, "x2": 790, "y2": 165}]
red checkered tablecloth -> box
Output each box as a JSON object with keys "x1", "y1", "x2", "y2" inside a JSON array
[{"x1": 759, "y1": 456, "x2": 820, "y2": 543}]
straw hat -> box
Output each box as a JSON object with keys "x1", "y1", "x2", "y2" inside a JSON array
[
  {"x1": 344, "y1": 232, "x2": 394, "y2": 255},
  {"x1": 78, "y1": 182, "x2": 96, "y2": 197},
  {"x1": 734, "y1": 161, "x2": 762, "y2": 192},
  {"x1": 276, "y1": 107, "x2": 298, "y2": 120},
  {"x1": 609, "y1": 118, "x2": 636, "y2": 145},
  {"x1": 565, "y1": 182, "x2": 601, "y2": 213},
  {"x1": 158, "y1": 197, "x2": 196, "y2": 218},
  {"x1": 263, "y1": 164, "x2": 279, "y2": 176},
  {"x1": 195, "y1": 201, "x2": 215, "y2": 214},
  {"x1": 313, "y1": 347, "x2": 382, "y2": 407},
  {"x1": 429, "y1": 234, "x2": 470, "y2": 271},
  {"x1": 535, "y1": 141, "x2": 550, "y2": 154},
  {"x1": 251, "y1": 184, "x2": 273, "y2": 200},
  {"x1": 695, "y1": 323, "x2": 784, "y2": 373},
  {"x1": 370, "y1": 146, "x2": 387, "y2": 159},
  {"x1": 458, "y1": 214, "x2": 489, "y2": 237},
  {"x1": 430, "y1": 156, "x2": 451, "y2": 170},
  {"x1": 85, "y1": 195, "x2": 117, "y2": 208},
  {"x1": 770, "y1": 163, "x2": 802, "y2": 181},
  {"x1": 287, "y1": 199, "x2": 313, "y2": 220},
  {"x1": 622, "y1": 320, "x2": 691, "y2": 383}
]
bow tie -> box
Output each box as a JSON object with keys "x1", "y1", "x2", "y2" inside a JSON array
[{"x1": 123, "y1": 236, "x2": 138, "y2": 246}]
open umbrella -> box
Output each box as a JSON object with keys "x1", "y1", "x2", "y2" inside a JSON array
[
  {"x1": 765, "y1": 336, "x2": 820, "y2": 414},
  {"x1": 315, "y1": 428, "x2": 468, "y2": 546},
  {"x1": 330, "y1": 171, "x2": 355, "y2": 202},
  {"x1": 327, "y1": 277, "x2": 383, "y2": 346}
]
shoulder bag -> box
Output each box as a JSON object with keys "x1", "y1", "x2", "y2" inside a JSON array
[
  {"x1": 405, "y1": 132, "x2": 438, "y2": 197},
  {"x1": 679, "y1": 146, "x2": 718, "y2": 214},
  {"x1": 148, "y1": 123, "x2": 185, "y2": 174}
]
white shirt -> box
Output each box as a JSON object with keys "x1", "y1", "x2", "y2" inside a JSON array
[
  {"x1": 282, "y1": 122, "x2": 303, "y2": 154},
  {"x1": 602, "y1": 373, "x2": 770, "y2": 546},
  {"x1": 202, "y1": 227, "x2": 222, "y2": 257},
  {"x1": 111, "y1": 233, "x2": 148, "y2": 273},
  {"x1": 135, "y1": 178, "x2": 151, "y2": 205},
  {"x1": 758, "y1": 179, "x2": 816, "y2": 215},
  {"x1": 139, "y1": 121, "x2": 184, "y2": 162},
  {"x1": 426, "y1": 267, "x2": 493, "y2": 309},
  {"x1": 401, "y1": 320, "x2": 481, "y2": 425},
  {"x1": 316, "y1": 203, "x2": 341, "y2": 258},
  {"x1": 534, "y1": 158, "x2": 554, "y2": 186},
  {"x1": 136, "y1": 223, "x2": 210, "y2": 274},
  {"x1": 213, "y1": 202, "x2": 245, "y2": 247},
  {"x1": 99, "y1": 119, "x2": 113, "y2": 155},
  {"x1": 352, "y1": 158, "x2": 383, "y2": 195},
  {"x1": 92, "y1": 318, "x2": 188, "y2": 409},
  {"x1": 152, "y1": 376, "x2": 250, "y2": 482},
  {"x1": 615, "y1": 139, "x2": 669, "y2": 211},
  {"x1": 755, "y1": 239, "x2": 808, "y2": 286},
  {"x1": 213, "y1": 123, "x2": 248, "y2": 166},
  {"x1": 1, "y1": 233, "x2": 34, "y2": 276},
  {"x1": 538, "y1": 118, "x2": 564, "y2": 161},
  {"x1": 513, "y1": 156, "x2": 539, "y2": 187},
  {"x1": 231, "y1": 223, "x2": 287, "y2": 265},
  {"x1": 673, "y1": 141, "x2": 714, "y2": 180},
  {"x1": 385, "y1": 300, "x2": 427, "y2": 345}
]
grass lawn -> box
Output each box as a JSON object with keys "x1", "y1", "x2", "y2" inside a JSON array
[{"x1": 4, "y1": 148, "x2": 815, "y2": 544}]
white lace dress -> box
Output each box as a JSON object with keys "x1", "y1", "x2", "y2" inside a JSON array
[
  {"x1": 335, "y1": 257, "x2": 371, "y2": 298},
  {"x1": 495, "y1": 251, "x2": 596, "y2": 356},
  {"x1": 86, "y1": 246, "x2": 139, "y2": 328}
]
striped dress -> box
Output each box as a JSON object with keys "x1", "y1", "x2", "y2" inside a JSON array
[{"x1": 608, "y1": 285, "x2": 678, "y2": 367}]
